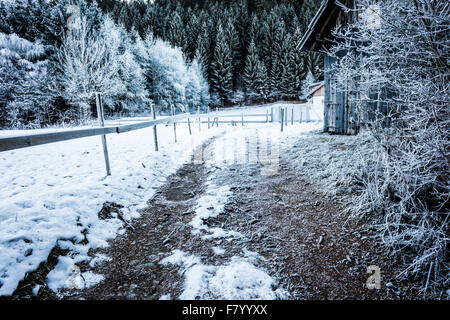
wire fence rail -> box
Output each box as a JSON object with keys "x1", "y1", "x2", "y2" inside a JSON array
[{"x1": 0, "y1": 96, "x2": 318, "y2": 176}]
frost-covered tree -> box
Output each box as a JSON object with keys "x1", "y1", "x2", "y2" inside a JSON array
[
  {"x1": 114, "y1": 27, "x2": 150, "y2": 115},
  {"x1": 166, "y1": 11, "x2": 186, "y2": 52},
  {"x1": 0, "y1": 0, "x2": 328, "y2": 125},
  {"x1": 57, "y1": 16, "x2": 123, "y2": 122},
  {"x1": 185, "y1": 58, "x2": 211, "y2": 110},
  {"x1": 286, "y1": 27, "x2": 306, "y2": 98},
  {"x1": 146, "y1": 36, "x2": 189, "y2": 113},
  {"x1": 223, "y1": 17, "x2": 241, "y2": 89},
  {"x1": 301, "y1": 70, "x2": 315, "y2": 98},
  {"x1": 96, "y1": 0, "x2": 325, "y2": 103},
  {"x1": 330, "y1": 0, "x2": 450, "y2": 293},
  {"x1": 0, "y1": 33, "x2": 56, "y2": 128},
  {"x1": 243, "y1": 39, "x2": 268, "y2": 102},
  {"x1": 211, "y1": 24, "x2": 233, "y2": 106}
]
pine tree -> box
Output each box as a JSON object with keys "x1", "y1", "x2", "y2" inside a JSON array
[
  {"x1": 166, "y1": 10, "x2": 186, "y2": 51},
  {"x1": 305, "y1": 51, "x2": 323, "y2": 81},
  {"x1": 185, "y1": 10, "x2": 200, "y2": 61},
  {"x1": 286, "y1": 27, "x2": 306, "y2": 99},
  {"x1": 262, "y1": 9, "x2": 279, "y2": 78},
  {"x1": 268, "y1": 18, "x2": 289, "y2": 99},
  {"x1": 223, "y1": 17, "x2": 241, "y2": 90},
  {"x1": 279, "y1": 49, "x2": 293, "y2": 98},
  {"x1": 248, "y1": 14, "x2": 262, "y2": 57},
  {"x1": 243, "y1": 39, "x2": 268, "y2": 102},
  {"x1": 299, "y1": 0, "x2": 322, "y2": 34},
  {"x1": 211, "y1": 24, "x2": 233, "y2": 106},
  {"x1": 195, "y1": 23, "x2": 211, "y2": 76},
  {"x1": 115, "y1": 27, "x2": 150, "y2": 115}
]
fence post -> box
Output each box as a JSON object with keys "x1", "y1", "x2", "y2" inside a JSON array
[
  {"x1": 241, "y1": 113, "x2": 244, "y2": 126},
  {"x1": 271, "y1": 107, "x2": 274, "y2": 122},
  {"x1": 151, "y1": 102, "x2": 159, "y2": 151},
  {"x1": 197, "y1": 106, "x2": 201, "y2": 131},
  {"x1": 187, "y1": 117, "x2": 192, "y2": 135},
  {"x1": 291, "y1": 107, "x2": 294, "y2": 125},
  {"x1": 95, "y1": 93, "x2": 111, "y2": 176},
  {"x1": 306, "y1": 101, "x2": 311, "y2": 122},
  {"x1": 207, "y1": 106, "x2": 210, "y2": 129},
  {"x1": 280, "y1": 108, "x2": 284, "y2": 132},
  {"x1": 285, "y1": 107, "x2": 288, "y2": 126},
  {"x1": 215, "y1": 107, "x2": 219, "y2": 127},
  {"x1": 171, "y1": 104, "x2": 177, "y2": 143},
  {"x1": 266, "y1": 109, "x2": 269, "y2": 123}
]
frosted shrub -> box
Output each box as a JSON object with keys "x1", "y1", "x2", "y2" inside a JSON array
[
  {"x1": 0, "y1": 33, "x2": 56, "y2": 128},
  {"x1": 330, "y1": 0, "x2": 449, "y2": 295}
]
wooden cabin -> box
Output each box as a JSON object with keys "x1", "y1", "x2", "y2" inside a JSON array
[
  {"x1": 301, "y1": 82, "x2": 325, "y2": 121},
  {"x1": 298, "y1": 0, "x2": 359, "y2": 134}
]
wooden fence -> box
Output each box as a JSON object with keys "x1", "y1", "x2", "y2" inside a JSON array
[{"x1": 0, "y1": 99, "x2": 318, "y2": 176}]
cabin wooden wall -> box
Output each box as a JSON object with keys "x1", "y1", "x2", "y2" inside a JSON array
[{"x1": 324, "y1": 52, "x2": 348, "y2": 134}]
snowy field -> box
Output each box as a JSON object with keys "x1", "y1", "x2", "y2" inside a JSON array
[{"x1": 0, "y1": 109, "x2": 322, "y2": 297}]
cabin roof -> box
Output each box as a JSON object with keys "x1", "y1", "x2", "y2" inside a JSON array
[
  {"x1": 300, "y1": 82, "x2": 325, "y2": 100},
  {"x1": 310, "y1": 82, "x2": 323, "y2": 89},
  {"x1": 298, "y1": 0, "x2": 351, "y2": 52}
]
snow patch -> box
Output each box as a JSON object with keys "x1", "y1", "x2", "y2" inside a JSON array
[
  {"x1": 189, "y1": 182, "x2": 242, "y2": 240},
  {"x1": 89, "y1": 253, "x2": 112, "y2": 268},
  {"x1": 212, "y1": 247, "x2": 225, "y2": 255},
  {"x1": 160, "y1": 250, "x2": 289, "y2": 300}
]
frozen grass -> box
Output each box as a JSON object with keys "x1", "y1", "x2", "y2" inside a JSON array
[{"x1": 284, "y1": 128, "x2": 449, "y2": 297}]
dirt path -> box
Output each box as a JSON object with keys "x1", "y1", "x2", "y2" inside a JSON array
[{"x1": 62, "y1": 132, "x2": 419, "y2": 300}]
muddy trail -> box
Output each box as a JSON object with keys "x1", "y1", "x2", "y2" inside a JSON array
[{"x1": 59, "y1": 134, "x2": 419, "y2": 300}]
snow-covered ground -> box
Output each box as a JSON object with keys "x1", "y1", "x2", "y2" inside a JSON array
[
  {"x1": 0, "y1": 110, "x2": 323, "y2": 297},
  {"x1": 157, "y1": 121, "x2": 323, "y2": 300},
  {"x1": 0, "y1": 121, "x2": 223, "y2": 295},
  {"x1": 159, "y1": 148, "x2": 287, "y2": 300}
]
